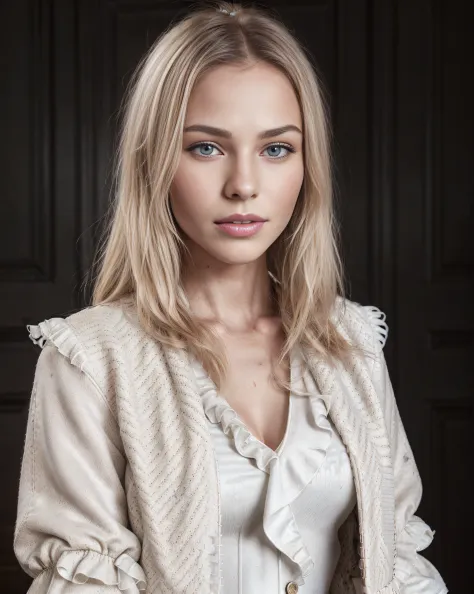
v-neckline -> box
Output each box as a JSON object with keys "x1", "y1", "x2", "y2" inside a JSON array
[
  {"x1": 236, "y1": 347, "x2": 294, "y2": 455},
  {"x1": 273, "y1": 392, "x2": 292, "y2": 455},
  {"x1": 207, "y1": 347, "x2": 295, "y2": 456}
]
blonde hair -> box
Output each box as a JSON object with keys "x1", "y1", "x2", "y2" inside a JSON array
[{"x1": 87, "y1": 0, "x2": 367, "y2": 394}]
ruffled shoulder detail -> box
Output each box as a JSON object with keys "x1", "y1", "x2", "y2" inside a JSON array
[
  {"x1": 333, "y1": 298, "x2": 389, "y2": 351},
  {"x1": 362, "y1": 305, "x2": 389, "y2": 349},
  {"x1": 55, "y1": 549, "x2": 146, "y2": 592},
  {"x1": 27, "y1": 318, "x2": 89, "y2": 372}
]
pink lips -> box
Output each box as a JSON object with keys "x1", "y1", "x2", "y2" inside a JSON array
[{"x1": 215, "y1": 221, "x2": 265, "y2": 237}]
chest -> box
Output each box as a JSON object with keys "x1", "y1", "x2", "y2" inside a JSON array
[{"x1": 216, "y1": 326, "x2": 291, "y2": 452}]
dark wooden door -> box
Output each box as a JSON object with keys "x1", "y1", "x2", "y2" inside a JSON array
[{"x1": 2, "y1": 1, "x2": 471, "y2": 592}]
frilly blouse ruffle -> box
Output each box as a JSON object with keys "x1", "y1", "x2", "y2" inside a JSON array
[{"x1": 188, "y1": 344, "x2": 348, "y2": 589}]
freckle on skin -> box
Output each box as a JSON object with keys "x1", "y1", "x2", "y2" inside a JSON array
[{"x1": 253, "y1": 381, "x2": 256, "y2": 388}]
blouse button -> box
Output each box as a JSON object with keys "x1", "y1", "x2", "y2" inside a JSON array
[{"x1": 285, "y1": 582, "x2": 299, "y2": 594}]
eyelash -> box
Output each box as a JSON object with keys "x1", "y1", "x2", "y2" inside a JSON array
[{"x1": 186, "y1": 141, "x2": 296, "y2": 161}]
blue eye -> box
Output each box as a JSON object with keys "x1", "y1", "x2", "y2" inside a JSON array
[
  {"x1": 264, "y1": 144, "x2": 294, "y2": 159},
  {"x1": 191, "y1": 143, "x2": 218, "y2": 157},
  {"x1": 186, "y1": 142, "x2": 296, "y2": 160}
]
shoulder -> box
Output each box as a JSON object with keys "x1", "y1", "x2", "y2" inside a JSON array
[
  {"x1": 333, "y1": 298, "x2": 395, "y2": 421},
  {"x1": 333, "y1": 295, "x2": 389, "y2": 353},
  {"x1": 27, "y1": 295, "x2": 138, "y2": 352},
  {"x1": 26, "y1": 295, "x2": 142, "y2": 394}
]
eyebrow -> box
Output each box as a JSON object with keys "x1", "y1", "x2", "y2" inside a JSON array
[{"x1": 183, "y1": 124, "x2": 303, "y2": 139}]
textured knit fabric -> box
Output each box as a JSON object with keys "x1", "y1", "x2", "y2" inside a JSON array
[
  {"x1": 13, "y1": 295, "x2": 449, "y2": 594},
  {"x1": 13, "y1": 346, "x2": 147, "y2": 594},
  {"x1": 189, "y1": 343, "x2": 357, "y2": 593}
]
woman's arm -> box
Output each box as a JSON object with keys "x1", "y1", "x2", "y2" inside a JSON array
[
  {"x1": 364, "y1": 305, "x2": 449, "y2": 594},
  {"x1": 14, "y1": 343, "x2": 147, "y2": 593}
]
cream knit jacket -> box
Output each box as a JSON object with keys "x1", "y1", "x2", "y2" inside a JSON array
[{"x1": 14, "y1": 295, "x2": 448, "y2": 594}]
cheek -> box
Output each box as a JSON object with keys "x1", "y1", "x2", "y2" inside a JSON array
[
  {"x1": 170, "y1": 165, "x2": 197, "y2": 214},
  {"x1": 273, "y1": 165, "x2": 304, "y2": 215},
  {"x1": 169, "y1": 170, "x2": 214, "y2": 229}
]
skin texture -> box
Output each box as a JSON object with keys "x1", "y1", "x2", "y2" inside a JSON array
[{"x1": 170, "y1": 61, "x2": 304, "y2": 334}]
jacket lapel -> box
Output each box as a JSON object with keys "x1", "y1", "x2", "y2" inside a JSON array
[{"x1": 304, "y1": 343, "x2": 395, "y2": 592}]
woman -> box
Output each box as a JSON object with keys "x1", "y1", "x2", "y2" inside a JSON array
[{"x1": 14, "y1": 2, "x2": 448, "y2": 593}]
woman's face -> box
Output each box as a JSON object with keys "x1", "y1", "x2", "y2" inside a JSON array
[{"x1": 169, "y1": 61, "x2": 304, "y2": 268}]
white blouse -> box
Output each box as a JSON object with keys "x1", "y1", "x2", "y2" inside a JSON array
[{"x1": 189, "y1": 344, "x2": 357, "y2": 594}]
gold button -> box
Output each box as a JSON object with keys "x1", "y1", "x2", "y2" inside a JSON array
[{"x1": 286, "y1": 582, "x2": 299, "y2": 594}]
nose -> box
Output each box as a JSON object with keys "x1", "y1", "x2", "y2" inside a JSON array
[{"x1": 223, "y1": 157, "x2": 258, "y2": 201}]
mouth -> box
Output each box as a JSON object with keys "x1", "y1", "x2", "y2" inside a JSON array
[
  {"x1": 215, "y1": 221, "x2": 257, "y2": 225},
  {"x1": 214, "y1": 215, "x2": 268, "y2": 224},
  {"x1": 214, "y1": 220, "x2": 266, "y2": 236}
]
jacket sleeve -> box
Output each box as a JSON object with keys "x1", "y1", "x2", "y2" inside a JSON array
[
  {"x1": 364, "y1": 306, "x2": 449, "y2": 594},
  {"x1": 14, "y1": 337, "x2": 147, "y2": 593}
]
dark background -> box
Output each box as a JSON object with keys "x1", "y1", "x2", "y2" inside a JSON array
[{"x1": 1, "y1": 1, "x2": 472, "y2": 592}]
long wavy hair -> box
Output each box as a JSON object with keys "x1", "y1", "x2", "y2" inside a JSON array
[{"x1": 88, "y1": 0, "x2": 367, "y2": 394}]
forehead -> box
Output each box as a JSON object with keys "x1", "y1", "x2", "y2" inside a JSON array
[{"x1": 185, "y1": 62, "x2": 302, "y2": 129}]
